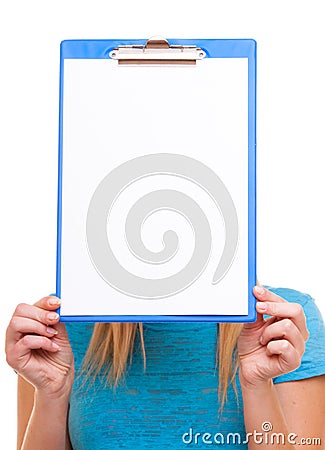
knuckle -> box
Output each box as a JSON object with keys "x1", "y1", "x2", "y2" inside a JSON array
[
  {"x1": 281, "y1": 340, "x2": 290, "y2": 351},
  {"x1": 40, "y1": 311, "x2": 47, "y2": 324},
  {"x1": 9, "y1": 316, "x2": 19, "y2": 331},
  {"x1": 35, "y1": 308, "x2": 46, "y2": 323},
  {"x1": 21, "y1": 335, "x2": 34, "y2": 347},
  {"x1": 36, "y1": 321, "x2": 45, "y2": 333},
  {"x1": 282, "y1": 318, "x2": 293, "y2": 332},
  {"x1": 37, "y1": 297, "x2": 49, "y2": 308},
  {"x1": 14, "y1": 303, "x2": 28, "y2": 316},
  {"x1": 293, "y1": 303, "x2": 304, "y2": 317},
  {"x1": 29, "y1": 320, "x2": 40, "y2": 334},
  {"x1": 20, "y1": 335, "x2": 30, "y2": 346}
]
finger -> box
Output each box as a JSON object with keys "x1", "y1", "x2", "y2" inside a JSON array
[
  {"x1": 34, "y1": 295, "x2": 61, "y2": 310},
  {"x1": 253, "y1": 286, "x2": 286, "y2": 303},
  {"x1": 7, "y1": 316, "x2": 58, "y2": 342},
  {"x1": 6, "y1": 335, "x2": 60, "y2": 369},
  {"x1": 254, "y1": 286, "x2": 308, "y2": 340},
  {"x1": 266, "y1": 340, "x2": 301, "y2": 373},
  {"x1": 245, "y1": 285, "x2": 285, "y2": 329},
  {"x1": 260, "y1": 318, "x2": 305, "y2": 356},
  {"x1": 16, "y1": 335, "x2": 60, "y2": 352},
  {"x1": 13, "y1": 303, "x2": 60, "y2": 326},
  {"x1": 256, "y1": 301, "x2": 308, "y2": 340}
]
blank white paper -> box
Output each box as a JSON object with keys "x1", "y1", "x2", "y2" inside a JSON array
[{"x1": 59, "y1": 57, "x2": 248, "y2": 316}]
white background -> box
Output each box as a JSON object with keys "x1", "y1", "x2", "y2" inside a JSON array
[{"x1": 0, "y1": 1, "x2": 324, "y2": 447}]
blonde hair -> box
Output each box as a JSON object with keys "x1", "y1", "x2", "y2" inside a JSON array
[{"x1": 82, "y1": 322, "x2": 243, "y2": 408}]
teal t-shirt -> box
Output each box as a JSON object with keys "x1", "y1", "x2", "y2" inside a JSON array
[{"x1": 66, "y1": 288, "x2": 325, "y2": 449}]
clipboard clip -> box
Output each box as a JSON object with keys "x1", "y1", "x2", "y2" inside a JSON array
[{"x1": 109, "y1": 36, "x2": 206, "y2": 65}]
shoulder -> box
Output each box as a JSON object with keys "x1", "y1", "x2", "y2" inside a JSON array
[
  {"x1": 267, "y1": 286, "x2": 315, "y2": 307},
  {"x1": 268, "y1": 287, "x2": 325, "y2": 383},
  {"x1": 267, "y1": 286, "x2": 324, "y2": 332}
]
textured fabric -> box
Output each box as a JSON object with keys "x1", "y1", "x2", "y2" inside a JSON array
[{"x1": 66, "y1": 288, "x2": 325, "y2": 449}]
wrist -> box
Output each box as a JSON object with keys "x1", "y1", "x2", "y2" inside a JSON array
[
  {"x1": 34, "y1": 389, "x2": 71, "y2": 418},
  {"x1": 35, "y1": 384, "x2": 72, "y2": 404},
  {"x1": 239, "y1": 369, "x2": 274, "y2": 392},
  {"x1": 35, "y1": 363, "x2": 74, "y2": 402}
]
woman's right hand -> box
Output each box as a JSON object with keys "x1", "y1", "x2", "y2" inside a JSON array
[{"x1": 5, "y1": 296, "x2": 74, "y2": 399}]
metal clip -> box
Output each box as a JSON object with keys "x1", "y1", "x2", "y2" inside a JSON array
[{"x1": 109, "y1": 36, "x2": 206, "y2": 65}]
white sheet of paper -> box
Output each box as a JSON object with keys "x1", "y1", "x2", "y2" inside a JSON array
[{"x1": 59, "y1": 57, "x2": 248, "y2": 316}]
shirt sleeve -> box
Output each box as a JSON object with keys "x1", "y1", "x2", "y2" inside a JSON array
[{"x1": 266, "y1": 287, "x2": 325, "y2": 384}]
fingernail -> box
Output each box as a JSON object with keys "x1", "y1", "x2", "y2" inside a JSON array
[
  {"x1": 256, "y1": 301, "x2": 267, "y2": 311},
  {"x1": 46, "y1": 327, "x2": 58, "y2": 335},
  {"x1": 47, "y1": 312, "x2": 59, "y2": 321},
  {"x1": 49, "y1": 297, "x2": 61, "y2": 306},
  {"x1": 255, "y1": 286, "x2": 265, "y2": 295},
  {"x1": 52, "y1": 342, "x2": 60, "y2": 350},
  {"x1": 259, "y1": 335, "x2": 265, "y2": 344}
]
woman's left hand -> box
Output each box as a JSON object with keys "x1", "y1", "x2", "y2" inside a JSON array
[{"x1": 238, "y1": 286, "x2": 309, "y2": 387}]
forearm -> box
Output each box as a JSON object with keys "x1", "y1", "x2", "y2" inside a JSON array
[
  {"x1": 240, "y1": 375, "x2": 295, "y2": 450},
  {"x1": 20, "y1": 391, "x2": 70, "y2": 450}
]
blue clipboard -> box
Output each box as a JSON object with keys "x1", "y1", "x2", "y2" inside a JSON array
[{"x1": 56, "y1": 37, "x2": 257, "y2": 322}]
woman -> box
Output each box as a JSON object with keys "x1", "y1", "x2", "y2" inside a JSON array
[{"x1": 5, "y1": 285, "x2": 325, "y2": 449}]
